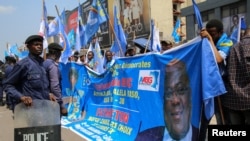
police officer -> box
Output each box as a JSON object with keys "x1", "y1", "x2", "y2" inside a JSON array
[
  {"x1": 3, "y1": 35, "x2": 57, "y2": 110},
  {"x1": 43, "y1": 43, "x2": 67, "y2": 116},
  {"x1": 4, "y1": 56, "x2": 16, "y2": 110}
]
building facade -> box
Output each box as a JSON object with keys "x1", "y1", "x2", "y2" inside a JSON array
[
  {"x1": 48, "y1": 0, "x2": 192, "y2": 49},
  {"x1": 181, "y1": 0, "x2": 249, "y2": 40}
]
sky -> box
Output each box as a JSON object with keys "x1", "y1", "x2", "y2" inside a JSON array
[{"x1": 0, "y1": 0, "x2": 86, "y2": 61}]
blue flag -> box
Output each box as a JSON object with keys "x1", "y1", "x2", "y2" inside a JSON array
[
  {"x1": 201, "y1": 38, "x2": 226, "y2": 119},
  {"x1": 84, "y1": 0, "x2": 107, "y2": 44},
  {"x1": 67, "y1": 29, "x2": 76, "y2": 49},
  {"x1": 59, "y1": 10, "x2": 72, "y2": 64},
  {"x1": 192, "y1": 0, "x2": 203, "y2": 30},
  {"x1": 47, "y1": 16, "x2": 60, "y2": 37},
  {"x1": 9, "y1": 44, "x2": 20, "y2": 57},
  {"x1": 47, "y1": 8, "x2": 66, "y2": 37},
  {"x1": 150, "y1": 19, "x2": 154, "y2": 51},
  {"x1": 4, "y1": 50, "x2": 9, "y2": 57},
  {"x1": 191, "y1": 0, "x2": 226, "y2": 120},
  {"x1": 19, "y1": 50, "x2": 29, "y2": 59},
  {"x1": 150, "y1": 19, "x2": 161, "y2": 52},
  {"x1": 241, "y1": 17, "x2": 247, "y2": 30},
  {"x1": 75, "y1": 2, "x2": 86, "y2": 51},
  {"x1": 96, "y1": 0, "x2": 107, "y2": 24},
  {"x1": 110, "y1": 6, "x2": 127, "y2": 57},
  {"x1": 171, "y1": 18, "x2": 181, "y2": 43}
]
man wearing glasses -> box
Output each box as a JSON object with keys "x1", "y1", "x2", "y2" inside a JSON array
[
  {"x1": 163, "y1": 59, "x2": 198, "y2": 141},
  {"x1": 136, "y1": 59, "x2": 198, "y2": 141}
]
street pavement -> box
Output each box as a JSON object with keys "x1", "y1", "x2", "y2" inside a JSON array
[{"x1": 0, "y1": 105, "x2": 86, "y2": 141}]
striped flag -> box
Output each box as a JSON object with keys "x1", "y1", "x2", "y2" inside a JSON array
[{"x1": 150, "y1": 19, "x2": 161, "y2": 52}]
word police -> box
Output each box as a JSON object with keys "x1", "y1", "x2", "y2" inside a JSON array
[{"x1": 23, "y1": 132, "x2": 49, "y2": 141}]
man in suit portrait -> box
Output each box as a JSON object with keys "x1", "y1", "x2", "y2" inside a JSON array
[{"x1": 136, "y1": 59, "x2": 199, "y2": 141}]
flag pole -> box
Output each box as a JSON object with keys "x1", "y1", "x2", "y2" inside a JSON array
[
  {"x1": 6, "y1": 42, "x2": 9, "y2": 57},
  {"x1": 6, "y1": 42, "x2": 8, "y2": 51},
  {"x1": 42, "y1": 0, "x2": 47, "y2": 60},
  {"x1": 144, "y1": 34, "x2": 151, "y2": 53},
  {"x1": 41, "y1": 0, "x2": 50, "y2": 60},
  {"x1": 55, "y1": 5, "x2": 60, "y2": 17}
]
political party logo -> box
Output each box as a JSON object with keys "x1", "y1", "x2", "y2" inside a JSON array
[{"x1": 138, "y1": 70, "x2": 160, "y2": 91}]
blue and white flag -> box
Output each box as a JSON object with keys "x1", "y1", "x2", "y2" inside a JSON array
[
  {"x1": 150, "y1": 19, "x2": 161, "y2": 52},
  {"x1": 93, "y1": 41, "x2": 104, "y2": 73},
  {"x1": 38, "y1": 0, "x2": 49, "y2": 49}
]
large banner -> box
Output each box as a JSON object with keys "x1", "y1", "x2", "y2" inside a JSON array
[{"x1": 59, "y1": 37, "x2": 225, "y2": 141}]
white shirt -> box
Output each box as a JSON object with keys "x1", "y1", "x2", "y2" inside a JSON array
[{"x1": 163, "y1": 124, "x2": 192, "y2": 141}]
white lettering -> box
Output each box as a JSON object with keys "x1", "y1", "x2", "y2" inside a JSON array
[
  {"x1": 241, "y1": 131, "x2": 247, "y2": 136},
  {"x1": 37, "y1": 132, "x2": 49, "y2": 141},
  {"x1": 212, "y1": 129, "x2": 247, "y2": 136},
  {"x1": 23, "y1": 134, "x2": 34, "y2": 141},
  {"x1": 212, "y1": 129, "x2": 218, "y2": 136},
  {"x1": 23, "y1": 132, "x2": 49, "y2": 141}
]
